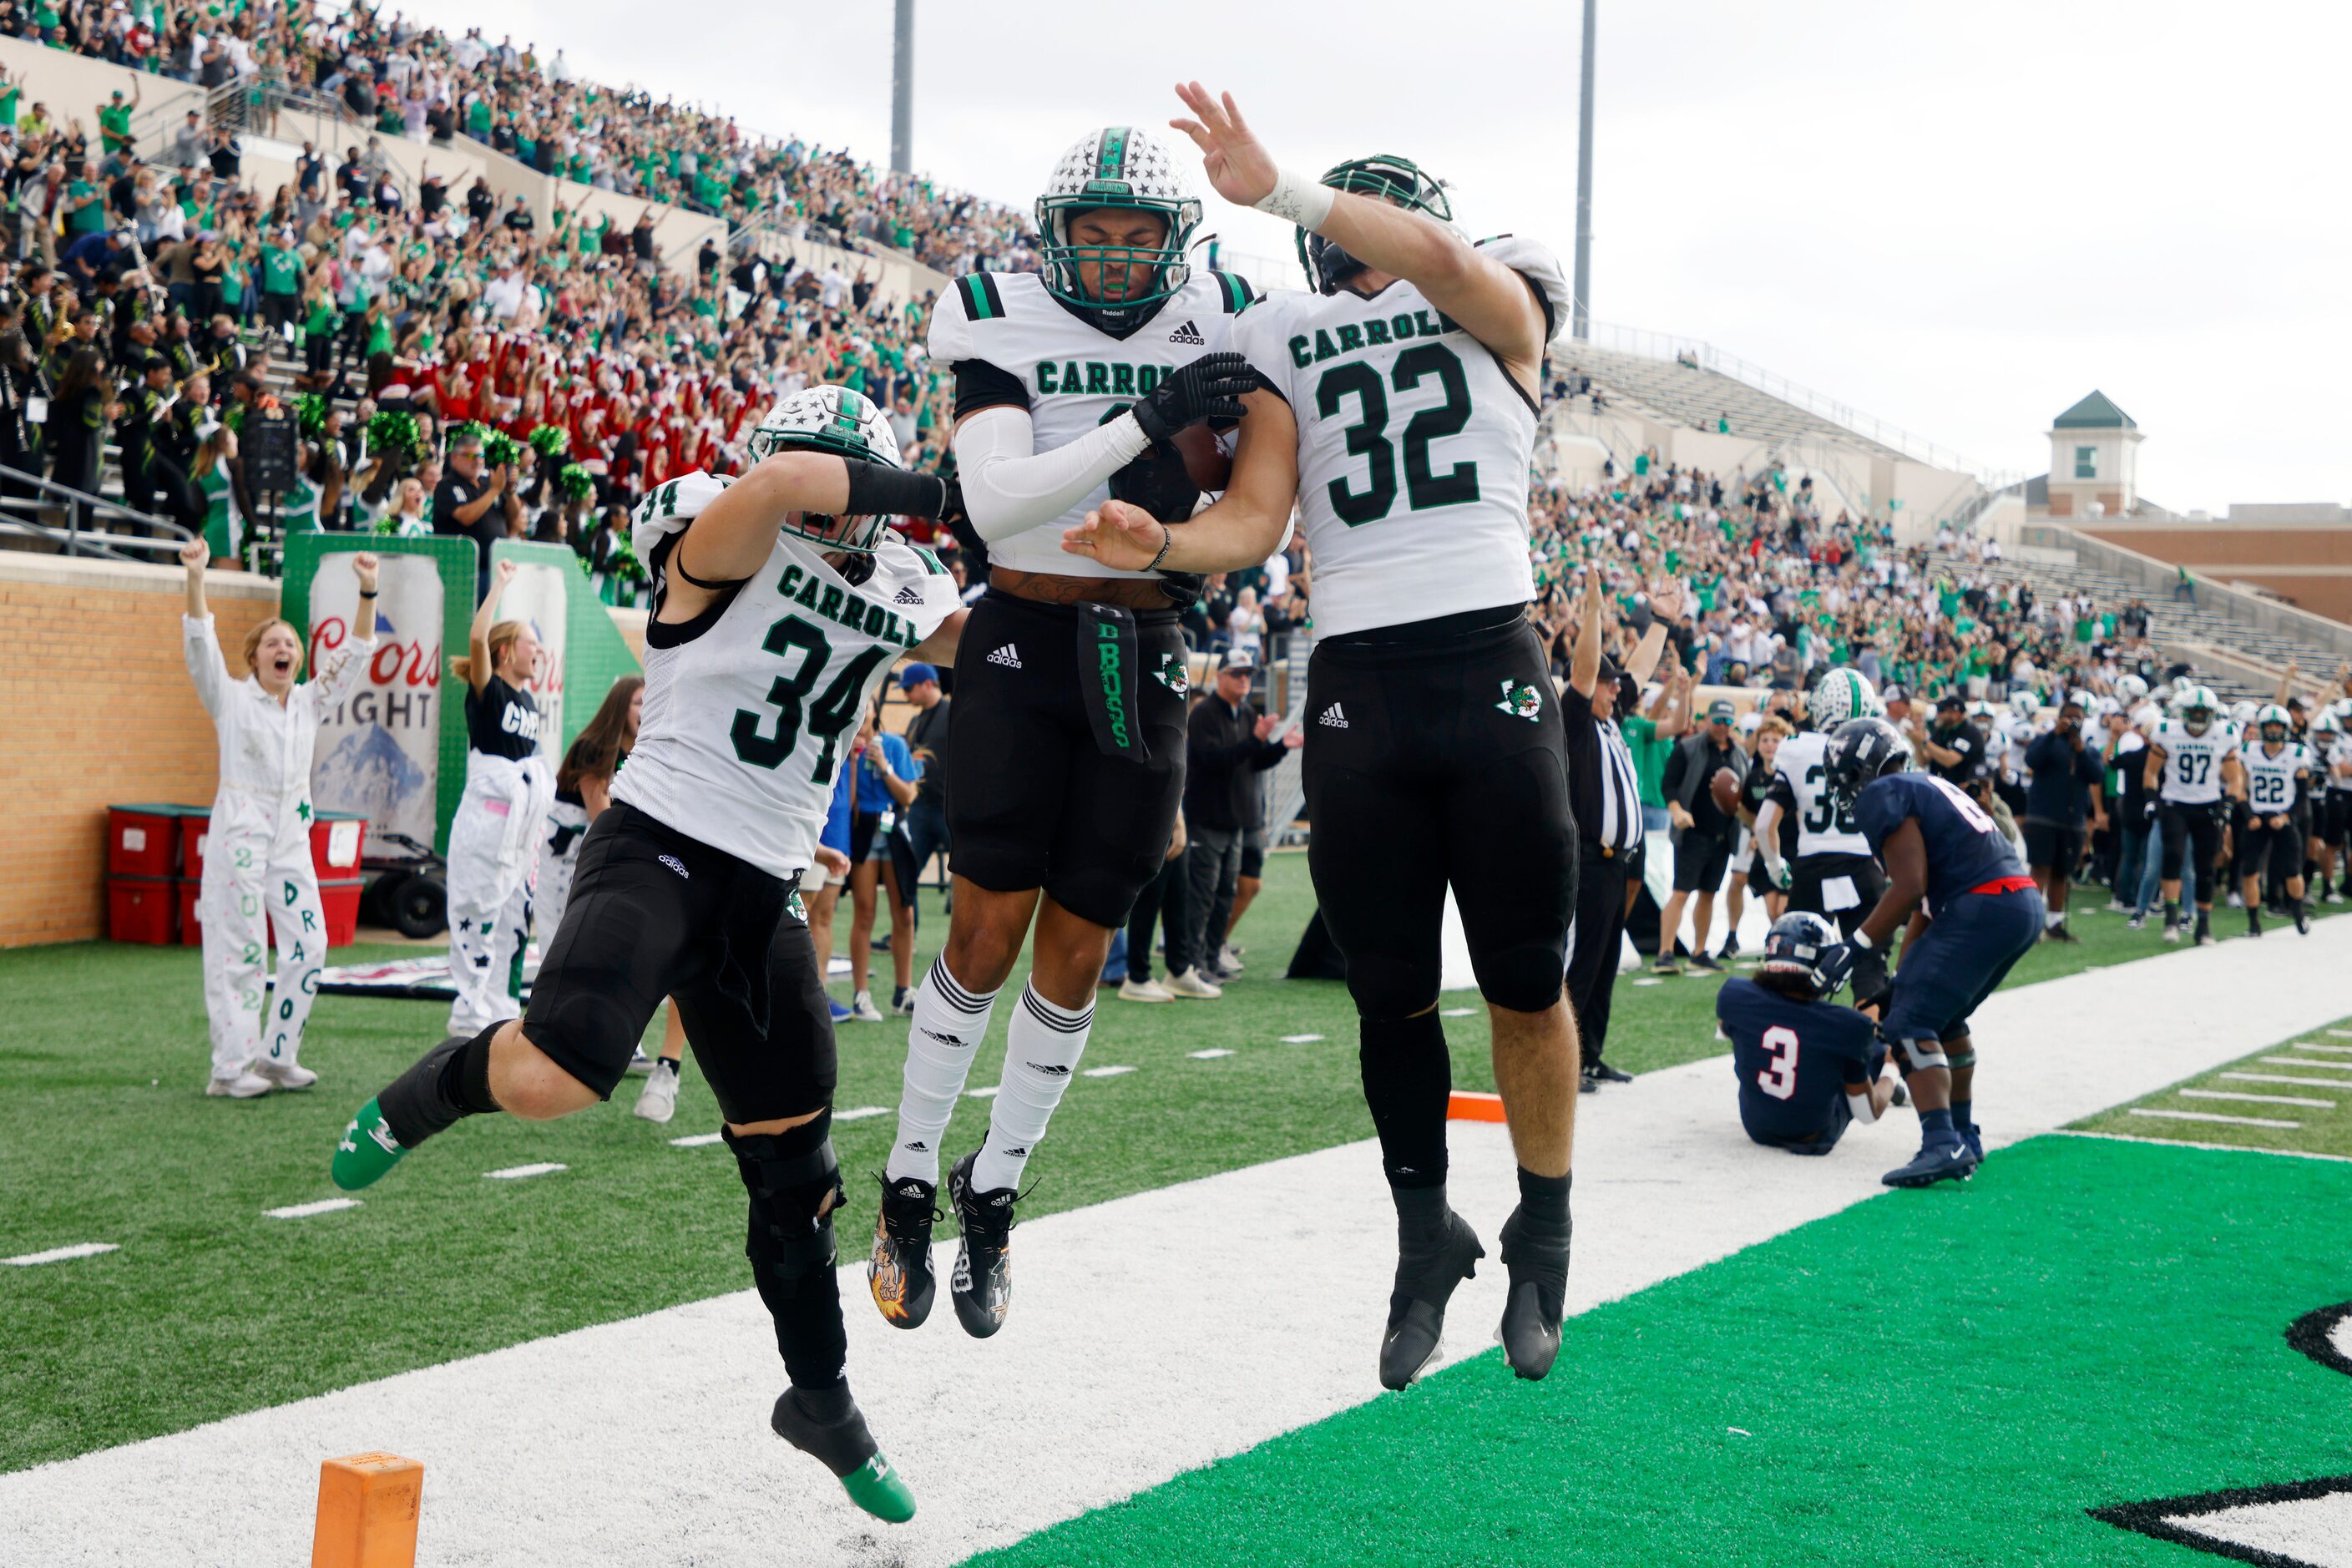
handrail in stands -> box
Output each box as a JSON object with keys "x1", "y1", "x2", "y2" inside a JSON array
[{"x1": 0, "y1": 463, "x2": 195, "y2": 563}]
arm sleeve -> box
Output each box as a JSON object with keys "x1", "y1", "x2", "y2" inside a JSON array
[
  {"x1": 952, "y1": 358, "x2": 1028, "y2": 419},
  {"x1": 305, "y1": 630, "x2": 378, "y2": 716},
  {"x1": 183, "y1": 613, "x2": 228, "y2": 718},
  {"x1": 951, "y1": 402, "x2": 1151, "y2": 544}
]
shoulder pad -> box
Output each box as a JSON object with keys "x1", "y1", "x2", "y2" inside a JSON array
[
  {"x1": 1475, "y1": 233, "x2": 1572, "y2": 342},
  {"x1": 1205, "y1": 269, "x2": 1255, "y2": 314}
]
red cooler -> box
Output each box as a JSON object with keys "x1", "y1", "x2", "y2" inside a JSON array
[
  {"x1": 108, "y1": 877, "x2": 179, "y2": 944},
  {"x1": 107, "y1": 804, "x2": 204, "y2": 878}
]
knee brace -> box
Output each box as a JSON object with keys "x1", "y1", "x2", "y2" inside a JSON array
[
  {"x1": 1882, "y1": 1029, "x2": 1950, "y2": 1075},
  {"x1": 728, "y1": 1110, "x2": 849, "y2": 1388}
]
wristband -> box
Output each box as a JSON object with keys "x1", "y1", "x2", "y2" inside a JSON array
[
  {"x1": 1850, "y1": 928, "x2": 1874, "y2": 952},
  {"x1": 842, "y1": 458, "x2": 948, "y2": 520},
  {"x1": 1147, "y1": 523, "x2": 1175, "y2": 574},
  {"x1": 1254, "y1": 168, "x2": 1335, "y2": 230},
  {"x1": 358, "y1": 588, "x2": 377, "y2": 597}
]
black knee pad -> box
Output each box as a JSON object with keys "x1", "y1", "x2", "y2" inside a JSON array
[
  {"x1": 1469, "y1": 936, "x2": 1569, "y2": 1015},
  {"x1": 727, "y1": 1110, "x2": 844, "y2": 1297}
]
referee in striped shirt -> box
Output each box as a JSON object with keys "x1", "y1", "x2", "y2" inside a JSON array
[{"x1": 1561, "y1": 570, "x2": 1680, "y2": 1093}]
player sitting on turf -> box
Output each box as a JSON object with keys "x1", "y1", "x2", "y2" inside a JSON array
[
  {"x1": 1825, "y1": 716, "x2": 2046, "y2": 1190},
  {"x1": 1717, "y1": 912, "x2": 1899, "y2": 1156}
]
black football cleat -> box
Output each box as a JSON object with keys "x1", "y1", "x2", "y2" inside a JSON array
[
  {"x1": 771, "y1": 1383, "x2": 917, "y2": 1523},
  {"x1": 868, "y1": 1174, "x2": 940, "y2": 1329},
  {"x1": 1379, "y1": 1208, "x2": 1484, "y2": 1390},
  {"x1": 1496, "y1": 1204, "x2": 1572, "y2": 1381},
  {"x1": 946, "y1": 1151, "x2": 1016, "y2": 1338},
  {"x1": 1590, "y1": 1061, "x2": 1634, "y2": 1085}
]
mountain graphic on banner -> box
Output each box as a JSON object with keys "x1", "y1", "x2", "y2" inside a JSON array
[{"x1": 314, "y1": 724, "x2": 427, "y2": 826}]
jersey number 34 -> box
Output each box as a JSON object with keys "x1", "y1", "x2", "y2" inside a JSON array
[{"x1": 731, "y1": 615, "x2": 892, "y2": 783}]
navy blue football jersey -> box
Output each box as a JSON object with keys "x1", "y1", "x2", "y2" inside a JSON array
[
  {"x1": 1717, "y1": 978, "x2": 1882, "y2": 1148},
  {"x1": 1854, "y1": 771, "x2": 2026, "y2": 912}
]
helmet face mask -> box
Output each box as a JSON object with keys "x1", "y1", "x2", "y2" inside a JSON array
[
  {"x1": 1293, "y1": 154, "x2": 1450, "y2": 295},
  {"x1": 2258, "y1": 703, "x2": 2291, "y2": 746},
  {"x1": 745, "y1": 384, "x2": 903, "y2": 554},
  {"x1": 1036, "y1": 126, "x2": 1202, "y2": 334}
]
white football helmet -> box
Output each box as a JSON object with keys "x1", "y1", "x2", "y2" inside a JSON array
[
  {"x1": 2180, "y1": 685, "x2": 2220, "y2": 735},
  {"x1": 745, "y1": 384, "x2": 904, "y2": 554},
  {"x1": 2009, "y1": 690, "x2": 2039, "y2": 719},
  {"x1": 2257, "y1": 703, "x2": 2293, "y2": 741},
  {"x1": 2230, "y1": 699, "x2": 2258, "y2": 726},
  {"x1": 2117, "y1": 673, "x2": 2150, "y2": 705},
  {"x1": 1810, "y1": 666, "x2": 1879, "y2": 729},
  {"x1": 1035, "y1": 126, "x2": 1203, "y2": 332}
]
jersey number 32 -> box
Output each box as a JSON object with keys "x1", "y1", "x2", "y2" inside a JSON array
[{"x1": 1315, "y1": 344, "x2": 1480, "y2": 527}]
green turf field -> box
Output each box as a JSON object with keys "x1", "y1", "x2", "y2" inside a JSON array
[
  {"x1": 2075, "y1": 1014, "x2": 2352, "y2": 1161},
  {"x1": 971, "y1": 1135, "x2": 2352, "y2": 1568},
  {"x1": 0, "y1": 855, "x2": 2334, "y2": 1474}
]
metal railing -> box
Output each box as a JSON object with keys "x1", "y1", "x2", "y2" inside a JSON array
[
  {"x1": 0, "y1": 463, "x2": 194, "y2": 563},
  {"x1": 1571, "y1": 318, "x2": 2024, "y2": 491}
]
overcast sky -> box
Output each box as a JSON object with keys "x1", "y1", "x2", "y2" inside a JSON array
[{"x1": 410, "y1": 0, "x2": 2346, "y2": 513}]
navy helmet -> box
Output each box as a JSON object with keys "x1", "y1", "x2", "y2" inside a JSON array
[
  {"x1": 1824, "y1": 716, "x2": 1908, "y2": 811},
  {"x1": 1756, "y1": 911, "x2": 1854, "y2": 1000}
]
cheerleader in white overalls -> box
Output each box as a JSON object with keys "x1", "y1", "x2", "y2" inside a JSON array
[{"x1": 443, "y1": 559, "x2": 556, "y2": 1036}]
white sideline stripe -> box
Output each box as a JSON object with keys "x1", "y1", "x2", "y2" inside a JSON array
[
  {"x1": 263, "y1": 1199, "x2": 360, "y2": 1220},
  {"x1": 668, "y1": 1133, "x2": 723, "y2": 1148},
  {"x1": 2180, "y1": 1089, "x2": 2335, "y2": 1109},
  {"x1": 1632, "y1": 977, "x2": 1662, "y2": 986},
  {"x1": 483, "y1": 1163, "x2": 566, "y2": 1181},
  {"x1": 2289, "y1": 1041, "x2": 2352, "y2": 1054},
  {"x1": 2330, "y1": 1029, "x2": 2352, "y2": 1037},
  {"x1": 1187, "y1": 1049, "x2": 1234, "y2": 1060},
  {"x1": 2058, "y1": 1129, "x2": 2352, "y2": 1166},
  {"x1": 964, "y1": 1086, "x2": 998, "y2": 1099},
  {"x1": 2131, "y1": 1108, "x2": 2300, "y2": 1130},
  {"x1": 1278, "y1": 1034, "x2": 1325, "y2": 1044},
  {"x1": 2258, "y1": 1057, "x2": 2352, "y2": 1072},
  {"x1": 11, "y1": 924, "x2": 2352, "y2": 1568},
  {"x1": 2224, "y1": 1072, "x2": 2352, "y2": 1088},
  {"x1": 833, "y1": 1106, "x2": 890, "y2": 1121},
  {"x1": 1, "y1": 1242, "x2": 116, "y2": 1267},
  {"x1": 1439, "y1": 1007, "x2": 1475, "y2": 1018},
  {"x1": 1080, "y1": 1065, "x2": 1135, "y2": 1078}
]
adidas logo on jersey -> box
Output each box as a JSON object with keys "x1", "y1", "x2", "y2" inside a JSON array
[
  {"x1": 1319, "y1": 703, "x2": 1349, "y2": 729},
  {"x1": 1168, "y1": 319, "x2": 1206, "y2": 346},
  {"x1": 987, "y1": 645, "x2": 1023, "y2": 670},
  {"x1": 894, "y1": 584, "x2": 924, "y2": 606}
]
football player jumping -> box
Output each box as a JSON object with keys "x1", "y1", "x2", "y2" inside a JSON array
[
  {"x1": 329, "y1": 388, "x2": 964, "y2": 1525},
  {"x1": 1065, "y1": 84, "x2": 1580, "y2": 1389},
  {"x1": 871, "y1": 125, "x2": 1261, "y2": 1340}
]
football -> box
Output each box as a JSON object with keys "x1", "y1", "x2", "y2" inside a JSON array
[
  {"x1": 1173, "y1": 422, "x2": 1233, "y2": 494},
  {"x1": 1709, "y1": 766, "x2": 1742, "y2": 815}
]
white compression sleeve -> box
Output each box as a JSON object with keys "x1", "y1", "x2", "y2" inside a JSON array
[{"x1": 956, "y1": 403, "x2": 1152, "y2": 544}]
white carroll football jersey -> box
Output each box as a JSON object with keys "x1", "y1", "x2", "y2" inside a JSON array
[
  {"x1": 2329, "y1": 736, "x2": 2352, "y2": 792},
  {"x1": 1770, "y1": 729, "x2": 1874, "y2": 859},
  {"x1": 2239, "y1": 738, "x2": 2311, "y2": 813},
  {"x1": 612, "y1": 472, "x2": 960, "y2": 882},
  {"x1": 2153, "y1": 718, "x2": 2238, "y2": 805},
  {"x1": 1229, "y1": 235, "x2": 1571, "y2": 639},
  {"x1": 928, "y1": 267, "x2": 1256, "y2": 579}
]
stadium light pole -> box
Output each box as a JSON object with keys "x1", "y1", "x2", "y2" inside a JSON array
[
  {"x1": 1572, "y1": 0, "x2": 1596, "y2": 339},
  {"x1": 890, "y1": 0, "x2": 914, "y2": 175}
]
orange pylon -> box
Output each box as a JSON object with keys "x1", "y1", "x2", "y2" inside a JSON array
[{"x1": 311, "y1": 1452, "x2": 423, "y2": 1568}]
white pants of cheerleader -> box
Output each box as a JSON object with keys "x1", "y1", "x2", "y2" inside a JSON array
[
  {"x1": 532, "y1": 799, "x2": 593, "y2": 961},
  {"x1": 199, "y1": 789, "x2": 326, "y2": 1080},
  {"x1": 444, "y1": 753, "x2": 554, "y2": 1037}
]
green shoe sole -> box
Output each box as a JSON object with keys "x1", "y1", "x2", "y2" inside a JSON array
[
  {"x1": 839, "y1": 1451, "x2": 916, "y2": 1523},
  {"x1": 331, "y1": 1097, "x2": 408, "y2": 1191}
]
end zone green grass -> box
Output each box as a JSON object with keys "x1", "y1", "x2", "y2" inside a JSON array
[
  {"x1": 2072, "y1": 1013, "x2": 2352, "y2": 1160},
  {"x1": 971, "y1": 1136, "x2": 2352, "y2": 1568}
]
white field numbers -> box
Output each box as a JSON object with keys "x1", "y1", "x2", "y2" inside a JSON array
[{"x1": 1758, "y1": 1025, "x2": 1800, "y2": 1100}]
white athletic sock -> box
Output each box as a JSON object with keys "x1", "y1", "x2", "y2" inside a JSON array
[
  {"x1": 974, "y1": 983, "x2": 1092, "y2": 1192},
  {"x1": 884, "y1": 956, "x2": 999, "y2": 1186}
]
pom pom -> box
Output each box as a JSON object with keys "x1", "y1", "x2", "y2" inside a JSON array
[
  {"x1": 555, "y1": 463, "x2": 594, "y2": 502},
  {"x1": 367, "y1": 409, "x2": 422, "y2": 463},
  {"x1": 295, "y1": 393, "x2": 329, "y2": 439},
  {"x1": 528, "y1": 424, "x2": 571, "y2": 459}
]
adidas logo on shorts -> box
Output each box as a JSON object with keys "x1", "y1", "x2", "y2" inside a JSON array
[
  {"x1": 987, "y1": 644, "x2": 1023, "y2": 670},
  {"x1": 894, "y1": 584, "x2": 924, "y2": 605},
  {"x1": 1319, "y1": 703, "x2": 1349, "y2": 729},
  {"x1": 1168, "y1": 319, "x2": 1206, "y2": 346}
]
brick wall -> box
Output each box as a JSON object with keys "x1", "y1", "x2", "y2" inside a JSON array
[
  {"x1": 0, "y1": 554, "x2": 280, "y2": 947},
  {"x1": 0, "y1": 554, "x2": 646, "y2": 948}
]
